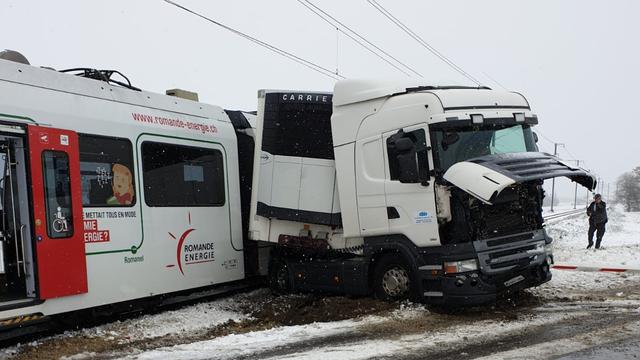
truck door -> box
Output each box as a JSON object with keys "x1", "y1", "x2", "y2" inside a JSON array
[
  {"x1": 28, "y1": 125, "x2": 87, "y2": 299},
  {"x1": 382, "y1": 124, "x2": 439, "y2": 247},
  {"x1": 355, "y1": 135, "x2": 389, "y2": 236}
]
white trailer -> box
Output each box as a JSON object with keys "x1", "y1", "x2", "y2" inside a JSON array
[{"x1": 249, "y1": 80, "x2": 596, "y2": 304}]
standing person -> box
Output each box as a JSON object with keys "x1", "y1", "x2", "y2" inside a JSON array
[{"x1": 586, "y1": 194, "x2": 608, "y2": 249}]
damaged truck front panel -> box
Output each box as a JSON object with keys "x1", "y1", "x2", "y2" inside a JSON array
[
  {"x1": 426, "y1": 152, "x2": 595, "y2": 304},
  {"x1": 443, "y1": 152, "x2": 597, "y2": 204}
]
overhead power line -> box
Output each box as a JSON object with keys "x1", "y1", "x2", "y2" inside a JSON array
[
  {"x1": 163, "y1": 0, "x2": 344, "y2": 80},
  {"x1": 563, "y1": 146, "x2": 580, "y2": 162},
  {"x1": 535, "y1": 130, "x2": 559, "y2": 147},
  {"x1": 367, "y1": 0, "x2": 483, "y2": 86},
  {"x1": 297, "y1": 0, "x2": 422, "y2": 77},
  {"x1": 482, "y1": 71, "x2": 508, "y2": 91}
]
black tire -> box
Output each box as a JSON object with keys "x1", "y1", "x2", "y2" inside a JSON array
[
  {"x1": 268, "y1": 257, "x2": 291, "y2": 295},
  {"x1": 373, "y1": 253, "x2": 416, "y2": 301}
]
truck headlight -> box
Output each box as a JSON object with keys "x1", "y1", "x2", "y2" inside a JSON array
[{"x1": 444, "y1": 259, "x2": 478, "y2": 274}]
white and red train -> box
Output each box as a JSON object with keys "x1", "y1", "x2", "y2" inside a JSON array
[{"x1": 0, "y1": 53, "x2": 255, "y2": 331}]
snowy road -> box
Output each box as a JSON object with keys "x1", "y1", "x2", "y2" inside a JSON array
[{"x1": 2, "y1": 208, "x2": 639, "y2": 360}]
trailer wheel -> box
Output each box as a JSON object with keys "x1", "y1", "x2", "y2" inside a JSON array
[
  {"x1": 373, "y1": 254, "x2": 415, "y2": 301},
  {"x1": 268, "y1": 258, "x2": 291, "y2": 294}
]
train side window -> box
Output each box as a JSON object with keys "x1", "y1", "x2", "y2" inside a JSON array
[
  {"x1": 141, "y1": 142, "x2": 225, "y2": 207},
  {"x1": 42, "y1": 151, "x2": 74, "y2": 238},
  {"x1": 79, "y1": 134, "x2": 136, "y2": 207}
]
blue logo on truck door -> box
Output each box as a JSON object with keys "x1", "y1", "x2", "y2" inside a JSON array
[{"x1": 414, "y1": 211, "x2": 433, "y2": 224}]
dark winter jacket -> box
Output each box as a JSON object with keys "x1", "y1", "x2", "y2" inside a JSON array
[{"x1": 587, "y1": 201, "x2": 608, "y2": 225}]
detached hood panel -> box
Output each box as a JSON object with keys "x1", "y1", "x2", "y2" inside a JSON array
[{"x1": 443, "y1": 152, "x2": 597, "y2": 204}]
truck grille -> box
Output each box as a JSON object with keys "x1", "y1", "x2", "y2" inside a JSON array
[
  {"x1": 480, "y1": 208, "x2": 528, "y2": 238},
  {"x1": 474, "y1": 230, "x2": 547, "y2": 275}
]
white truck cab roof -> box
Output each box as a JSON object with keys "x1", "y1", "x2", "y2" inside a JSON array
[
  {"x1": 333, "y1": 78, "x2": 529, "y2": 110},
  {"x1": 331, "y1": 79, "x2": 535, "y2": 148}
]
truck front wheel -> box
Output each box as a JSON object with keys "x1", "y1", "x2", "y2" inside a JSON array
[{"x1": 373, "y1": 254, "x2": 416, "y2": 301}]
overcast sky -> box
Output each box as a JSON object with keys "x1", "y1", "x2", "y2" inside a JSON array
[{"x1": 2, "y1": 0, "x2": 638, "y2": 201}]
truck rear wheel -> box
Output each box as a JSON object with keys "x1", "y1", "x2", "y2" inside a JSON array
[
  {"x1": 373, "y1": 254, "x2": 415, "y2": 301},
  {"x1": 268, "y1": 258, "x2": 291, "y2": 294}
]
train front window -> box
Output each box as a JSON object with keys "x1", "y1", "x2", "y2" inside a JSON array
[{"x1": 432, "y1": 124, "x2": 537, "y2": 172}]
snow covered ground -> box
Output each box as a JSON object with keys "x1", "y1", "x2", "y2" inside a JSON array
[
  {"x1": 547, "y1": 206, "x2": 640, "y2": 268},
  {"x1": 2, "y1": 209, "x2": 639, "y2": 360},
  {"x1": 84, "y1": 296, "x2": 247, "y2": 341},
  {"x1": 133, "y1": 310, "x2": 579, "y2": 360}
]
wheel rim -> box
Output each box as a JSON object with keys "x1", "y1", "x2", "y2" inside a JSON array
[
  {"x1": 381, "y1": 266, "x2": 410, "y2": 297},
  {"x1": 275, "y1": 265, "x2": 288, "y2": 290}
]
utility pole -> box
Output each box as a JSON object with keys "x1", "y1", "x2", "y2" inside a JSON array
[
  {"x1": 550, "y1": 143, "x2": 565, "y2": 212},
  {"x1": 573, "y1": 160, "x2": 583, "y2": 209},
  {"x1": 586, "y1": 188, "x2": 589, "y2": 207},
  {"x1": 599, "y1": 178, "x2": 603, "y2": 195}
]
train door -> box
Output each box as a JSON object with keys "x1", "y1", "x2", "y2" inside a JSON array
[
  {"x1": 27, "y1": 125, "x2": 87, "y2": 299},
  {"x1": 0, "y1": 124, "x2": 37, "y2": 307}
]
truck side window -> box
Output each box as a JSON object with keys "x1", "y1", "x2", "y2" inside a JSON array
[
  {"x1": 387, "y1": 128, "x2": 429, "y2": 181},
  {"x1": 141, "y1": 142, "x2": 225, "y2": 207},
  {"x1": 42, "y1": 151, "x2": 74, "y2": 239},
  {"x1": 79, "y1": 134, "x2": 136, "y2": 207}
]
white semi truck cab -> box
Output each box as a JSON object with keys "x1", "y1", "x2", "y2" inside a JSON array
[{"x1": 248, "y1": 79, "x2": 596, "y2": 305}]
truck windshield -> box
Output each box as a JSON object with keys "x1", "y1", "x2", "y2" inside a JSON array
[{"x1": 432, "y1": 124, "x2": 537, "y2": 172}]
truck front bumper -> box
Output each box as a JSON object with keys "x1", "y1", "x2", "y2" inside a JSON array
[
  {"x1": 418, "y1": 230, "x2": 553, "y2": 305},
  {"x1": 422, "y1": 261, "x2": 552, "y2": 305}
]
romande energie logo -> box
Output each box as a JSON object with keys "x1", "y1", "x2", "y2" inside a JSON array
[{"x1": 166, "y1": 212, "x2": 216, "y2": 275}]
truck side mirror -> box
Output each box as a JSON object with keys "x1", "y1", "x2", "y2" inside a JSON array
[
  {"x1": 394, "y1": 138, "x2": 420, "y2": 183},
  {"x1": 395, "y1": 137, "x2": 414, "y2": 152},
  {"x1": 441, "y1": 132, "x2": 459, "y2": 150},
  {"x1": 533, "y1": 131, "x2": 539, "y2": 143}
]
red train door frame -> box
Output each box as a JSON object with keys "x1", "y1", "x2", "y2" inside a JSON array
[{"x1": 28, "y1": 125, "x2": 88, "y2": 299}]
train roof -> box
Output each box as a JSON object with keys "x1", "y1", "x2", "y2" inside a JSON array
[{"x1": 0, "y1": 58, "x2": 228, "y2": 123}]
